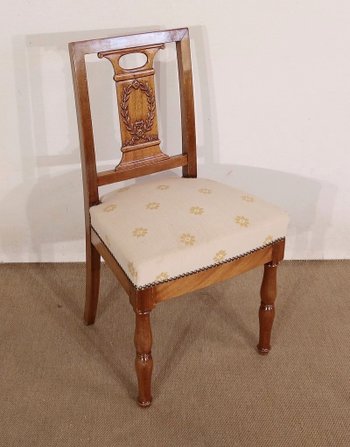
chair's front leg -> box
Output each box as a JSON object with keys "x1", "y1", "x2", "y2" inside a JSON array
[
  {"x1": 134, "y1": 310, "x2": 153, "y2": 407},
  {"x1": 257, "y1": 261, "x2": 278, "y2": 354}
]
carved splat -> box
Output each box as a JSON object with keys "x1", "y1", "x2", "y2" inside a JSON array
[{"x1": 98, "y1": 44, "x2": 169, "y2": 169}]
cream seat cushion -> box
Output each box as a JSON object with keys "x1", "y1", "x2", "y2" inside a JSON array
[{"x1": 90, "y1": 177, "x2": 289, "y2": 289}]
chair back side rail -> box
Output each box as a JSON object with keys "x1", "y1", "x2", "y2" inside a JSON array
[
  {"x1": 69, "y1": 48, "x2": 99, "y2": 213},
  {"x1": 176, "y1": 34, "x2": 197, "y2": 178}
]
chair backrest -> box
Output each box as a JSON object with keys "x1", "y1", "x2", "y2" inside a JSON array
[{"x1": 69, "y1": 28, "x2": 197, "y2": 210}]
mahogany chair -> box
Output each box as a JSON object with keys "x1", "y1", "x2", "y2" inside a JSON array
[{"x1": 69, "y1": 28, "x2": 288, "y2": 407}]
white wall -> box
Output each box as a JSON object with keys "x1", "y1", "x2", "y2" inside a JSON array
[{"x1": 1, "y1": 0, "x2": 349, "y2": 262}]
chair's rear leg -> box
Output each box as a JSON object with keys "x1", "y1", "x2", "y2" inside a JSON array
[
  {"x1": 84, "y1": 240, "x2": 101, "y2": 325},
  {"x1": 257, "y1": 261, "x2": 278, "y2": 354},
  {"x1": 134, "y1": 311, "x2": 153, "y2": 407}
]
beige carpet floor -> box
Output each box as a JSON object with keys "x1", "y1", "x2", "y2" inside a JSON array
[{"x1": 1, "y1": 261, "x2": 349, "y2": 446}]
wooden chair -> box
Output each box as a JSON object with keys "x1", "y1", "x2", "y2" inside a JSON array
[{"x1": 69, "y1": 28, "x2": 288, "y2": 407}]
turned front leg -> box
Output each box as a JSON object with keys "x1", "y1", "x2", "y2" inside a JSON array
[
  {"x1": 134, "y1": 311, "x2": 153, "y2": 407},
  {"x1": 257, "y1": 261, "x2": 278, "y2": 354}
]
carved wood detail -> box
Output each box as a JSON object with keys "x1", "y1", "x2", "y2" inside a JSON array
[
  {"x1": 98, "y1": 44, "x2": 168, "y2": 168},
  {"x1": 120, "y1": 80, "x2": 157, "y2": 147}
]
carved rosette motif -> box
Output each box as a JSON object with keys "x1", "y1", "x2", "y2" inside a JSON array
[{"x1": 120, "y1": 79, "x2": 158, "y2": 147}]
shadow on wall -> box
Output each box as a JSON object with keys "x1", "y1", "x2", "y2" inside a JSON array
[
  {"x1": 199, "y1": 164, "x2": 337, "y2": 260},
  {"x1": 0, "y1": 27, "x2": 336, "y2": 261},
  {"x1": 3, "y1": 26, "x2": 159, "y2": 261}
]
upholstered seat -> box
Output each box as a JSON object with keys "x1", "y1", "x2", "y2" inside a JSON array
[{"x1": 90, "y1": 177, "x2": 289, "y2": 288}]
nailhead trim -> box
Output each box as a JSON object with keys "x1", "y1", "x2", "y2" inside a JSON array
[
  {"x1": 137, "y1": 237, "x2": 285, "y2": 290},
  {"x1": 92, "y1": 226, "x2": 284, "y2": 290}
]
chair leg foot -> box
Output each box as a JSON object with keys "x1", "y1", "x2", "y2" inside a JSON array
[
  {"x1": 134, "y1": 311, "x2": 153, "y2": 407},
  {"x1": 84, "y1": 241, "x2": 101, "y2": 325},
  {"x1": 257, "y1": 262, "x2": 278, "y2": 354},
  {"x1": 257, "y1": 345, "x2": 271, "y2": 355},
  {"x1": 137, "y1": 398, "x2": 152, "y2": 408}
]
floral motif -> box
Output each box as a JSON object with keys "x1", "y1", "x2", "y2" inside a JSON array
[
  {"x1": 180, "y1": 233, "x2": 196, "y2": 246},
  {"x1": 198, "y1": 188, "x2": 211, "y2": 194},
  {"x1": 235, "y1": 216, "x2": 250, "y2": 227},
  {"x1": 155, "y1": 272, "x2": 169, "y2": 281},
  {"x1": 241, "y1": 194, "x2": 255, "y2": 202},
  {"x1": 132, "y1": 227, "x2": 148, "y2": 238},
  {"x1": 190, "y1": 206, "x2": 204, "y2": 215},
  {"x1": 264, "y1": 235, "x2": 273, "y2": 244},
  {"x1": 213, "y1": 250, "x2": 227, "y2": 262},
  {"x1": 128, "y1": 262, "x2": 138, "y2": 280},
  {"x1": 157, "y1": 185, "x2": 169, "y2": 190},
  {"x1": 146, "y1": 202, "x2": 160, "y2": 210},
  {"x1": 103, "y1": 204, "x2": 117, "y2": 212}
]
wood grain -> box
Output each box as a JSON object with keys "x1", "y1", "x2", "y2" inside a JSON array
[
  {"x1": 257, "y1": 262, "x2": 278, "y2": 354},
  {"x1": 153, "y1": 244, "x2": 274, "y2": 303},
  {"x1": 84, "y1": 239, "x2": 101, "y2": 325}
]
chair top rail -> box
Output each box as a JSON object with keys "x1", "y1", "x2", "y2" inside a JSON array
[{"x1": 69, "y1": 28, "x2": 188, "y2": 56}]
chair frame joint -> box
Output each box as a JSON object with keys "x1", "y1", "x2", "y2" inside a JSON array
[{"x1": 267, "y1": 261, "x2": 279, "y2": 268}]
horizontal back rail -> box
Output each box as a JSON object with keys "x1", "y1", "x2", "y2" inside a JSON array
[{"x1": 97, "y1": 154, "x2": 188, "y2": 186}]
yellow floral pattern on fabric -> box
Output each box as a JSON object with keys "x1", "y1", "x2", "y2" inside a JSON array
[
  {"x1": 264, "y1": 235, "x2": 273, "y2": 244},
  {"x1": 146, "y1": 202, "x2": 160, "y2": 210},
  {"x1": 235, "y1": 216, "x2": 250, "y2": 227},
  {"x1": 180, "y1": 233, "x2": 196, "y2": 246},
  {"x1": 103, "y1": 204, "x2": 117, "y2": 212},
  {"x1": 128, "y1": 262, "x2": 137, "y2": 280},
  {"x1": 214, "y1": 250, "x2": 227, "y2": 262},
  {"x1": 90, "y1": 176, "x2": 289, "y2": 287},
  {"x1": 156, "y1": 272, "x2": 169, "y2": 281},
  {"x1": 190, "y1": 206, "x2": 204, "y2": 215},
  {"x1": 132, "y1": 227, "x2": 148, "y2": 238},
  {"x1": 241, "y1": 194, "x2": 255, "y2": 202}
]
